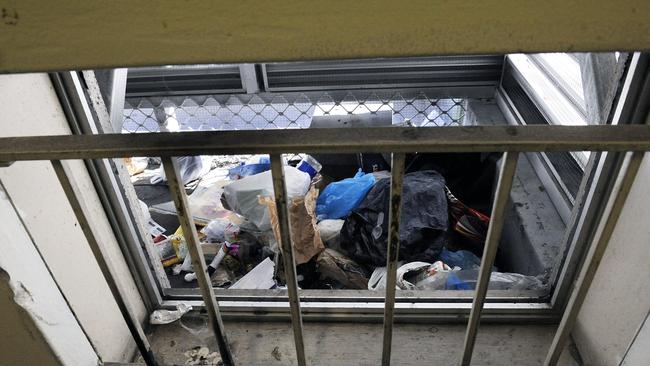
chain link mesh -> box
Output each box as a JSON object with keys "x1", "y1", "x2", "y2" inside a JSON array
[{"x1": 122, "y1": 91, "x2": 466, "y2": 133}]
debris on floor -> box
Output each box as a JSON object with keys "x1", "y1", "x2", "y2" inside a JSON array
[
  {"x1": 183, "y1": 346, "x2": 221, "y2": 366},
  {"x1": 132, "y1": 152, "x2": 549, "y2": 293},
  {"x1": 229, "y1": 257, "x2": 275, "y2": 290},
  {"x1": 150, "y1": 303, "x2": 193, "y2": 325}
]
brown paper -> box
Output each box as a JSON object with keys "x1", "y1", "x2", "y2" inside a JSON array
[{"x1": 261, "y1": 187, "x2": 324, "y2": 264}]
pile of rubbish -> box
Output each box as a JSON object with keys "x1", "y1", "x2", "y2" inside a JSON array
[{"x1": 131, "y1": 152, "x2": 547, "y2": 292}]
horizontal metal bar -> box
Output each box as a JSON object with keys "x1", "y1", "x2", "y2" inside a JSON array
[
  {"x1": 269, "y1": 154, "x2": 307, "y2": 366},
  {"x1": 459, "y1": 152, "x2": 520, "y2": 366},
  {"x1": 381, "y1": 153, "x2": 406, "y2": 366},
  {"x1": 162, "y1": 288, "x2": 549, "y2": 303},
  {"x1": 161, "y1": 299, "x2": 557, "y2": 323},
  {"x1": 2, "y1": 126, "x2": 650, "y2": 162},
  {"x1": 162, "y1": 157, "x2": 234, "y2": 366}
]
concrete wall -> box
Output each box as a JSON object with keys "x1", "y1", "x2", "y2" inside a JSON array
[
  {"x1": 573, "y1": 153, "x2": 650, "y2": 365},
  {"x1": 0, "y1": 185, "x2": 98, "y2": 365},
  {"x1": 0, "y1": 73, "x2": 147, "y2": 363}
]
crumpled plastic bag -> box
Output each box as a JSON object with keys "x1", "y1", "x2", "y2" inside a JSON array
[
  {"x1": 415, "y1": 269, "x2": 546, "y2": 291},
  {"x1": 223, "y1": 166, "x2": 310, "y2": 231},
  {"x1": 149, "y1": 303, "x2": 192, "y2": 325},
  {"x1": 317, "y1": 219, "x2": 345, "y2": 252},
  {"x1": 316, "y1": 169, "x2": 375, "y2": 220},
  {"x1": 201, "y1": 218, "x2": 240, "y2": 243},
  {"x1": 150, "y1": 156, "x2": 212, "y2": 184}
]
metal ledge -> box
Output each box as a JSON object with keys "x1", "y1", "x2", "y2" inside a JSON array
[{"x1": 2, "y1": 125, "x2": 650, "y2": 162}]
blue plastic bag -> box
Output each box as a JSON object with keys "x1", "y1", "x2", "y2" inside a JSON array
[
  {"x1": 439, "y1": 248, "x2": 497, "y2": 271},
  {"x1": 316, "y1": 170, "x2": 376, "y2": 220},
  {"x1": 228, "y1": 156, "x2": 271, "y2": 179}
]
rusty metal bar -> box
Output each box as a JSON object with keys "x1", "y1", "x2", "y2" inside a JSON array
[
  {"x1": 543, "y1": 151, "x2": 645, "y2": 366},
  {"x1": 161, "y1": 157, "x2": 234, "y2": 366},
  {"x1": 381, "y1": 153, "x2": 407, "y2": 366},
  {"x1": 269, "y1": 154, "x2": 307, "y2": 366},
  {"x1": 3, "y1": 126, "x2": 650, "y2": 163},
  {"x1": 51, "y1": 160, "x2": 159, "y2": 366},
  {"x1": 459, "y1": 151, "x2": 520, "y2": 366}
]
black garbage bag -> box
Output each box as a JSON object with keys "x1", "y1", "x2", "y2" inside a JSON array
[{"x1": 340, "y1": 170, "x2": 448, "y2": 266}]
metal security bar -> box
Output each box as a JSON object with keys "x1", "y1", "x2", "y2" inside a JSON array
[
  {"x1": 0, "y1": 125, "x2": 647, "y2": 366},
  {"x1": 460, "y1": 152, "x2": 519, "y2": 365},
  {"x1": 270, "y1": 154, "x2": 307, "y2": 366},
  {"x1": 381, "y1": 153, "x2": 406, "y2": 366},
  {"x1": 162, "y1": 157, "x2": 234, "y2": 365}
]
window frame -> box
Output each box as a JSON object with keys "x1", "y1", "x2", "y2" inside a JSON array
[{"x1": 49, "y1": 53, "x2": 643, "y2": 322}]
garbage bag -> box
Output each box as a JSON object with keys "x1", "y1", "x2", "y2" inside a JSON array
[
  {"x1": 223, "y1": 166, "x2": 311, "y2": 231},
  {"x1": 316, "y1": 169, "x2": 376, "y2": 220},
  {"x1": 201, "y1": 218, "x2": 240, "y2": 243},
  {"x1": 150, "y1": 156, "x2": 211, "y2": 184},
  {"x1": 150, "y1": 304, "x2": 192, "y2": 325},
  {"x1": 316, "y1": 249, "x2": 369, "y2": 289},
  {"x1": 415, "y1": 269, "x2": 545, "y2": 291},
  {"x1": 341, "y1": 170, "x2": 448, "y2": 266},
  {"x1": 317, "y1": 219, "x2": 345, "y2": 251},
  {"x1": 439, "y1": 248, "x2": 497, "y2": 271},
  {"x1": 228, "y1": 155, "x2": 271, "y2": 180}
]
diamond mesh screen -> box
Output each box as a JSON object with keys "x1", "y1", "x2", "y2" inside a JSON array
[{"x1": 122, "y1": 91, "x2": 467, "y2": 133}]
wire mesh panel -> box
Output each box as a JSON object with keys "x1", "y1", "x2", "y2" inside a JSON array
[{"x1": 122, "y1": 91, "x2": 467, "y2": 133}]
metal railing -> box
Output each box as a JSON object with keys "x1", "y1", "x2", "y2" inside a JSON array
[{"x1": 0, "y1": 125, "x2": 647, "y2": 366}]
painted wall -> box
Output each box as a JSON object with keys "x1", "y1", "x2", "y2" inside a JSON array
[
  {"x1": 0, "y1": 185, "x2": 98, "y2": 365},
  {"x1": 573, "y1": 153, "x2": 650, "y2": 365},
  {"x1": 0, "y1": 73, "x2": 147, "y2": 363}
]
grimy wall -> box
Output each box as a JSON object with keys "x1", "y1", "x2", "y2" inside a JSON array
[
  {"x1": 0, "y1": 73, "x2": 148, "y2": 363},
  {"x1": 573, "y1": 153, "x2": 650, "y2": 365}
]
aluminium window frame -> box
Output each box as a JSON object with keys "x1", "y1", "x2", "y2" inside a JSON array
[{"x1": 46, "y1": 56, "x2": 647, "y2": 325}]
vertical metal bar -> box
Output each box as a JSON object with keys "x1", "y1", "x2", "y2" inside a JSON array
[
  {"x1": 162, "y1": 157, "x2": 235, "y2": 366},
  {"x1": 381, "y1": 152, "x2": 406, "y2": 366},
  {"x1": 51, "y1": 160, "x2": 158, "y2": 366},
  {"x1": 269, "y1": 154, "x2": 307, "y2": 366},
  {"x1": 543, "y1": 151, "x2": 644, "y2": 366},
  {"x1": 459, "y1": 151, "x2": 519, "y2": 366}
]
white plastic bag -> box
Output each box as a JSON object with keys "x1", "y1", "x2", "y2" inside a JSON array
[
  {"x1": 223, "y1": 166, "x2": 310, "y2": 231},
  {"x1": 149, "y1": 303, "x2": 192, "y2": 324},
  {"x1": 201, "y1": 218, "x2": 240, "y2": 243},
  {"x1": 150, "y1": 156, "x2": 212, "y2": 184},
  {"x1": 317, "y1": 219, "x2": 345, "y2": 251},
  {"x1": 396, "y1": 262, "x2": 432, "y2": 290}
]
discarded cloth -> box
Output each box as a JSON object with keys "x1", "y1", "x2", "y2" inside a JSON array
[
  {"x1": 316, "y1": 169, "x2": 376, "y2": 220},
  {"x1": 446, "y1": 186, "x2": 490, "y2": 246},
  {"x1": 341, "y1": 170, "x2": 449, "y2": 266},
  {"x1": 316, "y1": 249, "x2": 368, "y2": 289}
]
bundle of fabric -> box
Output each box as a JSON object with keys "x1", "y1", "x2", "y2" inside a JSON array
[{"x1": 445, "y1": 186, "x2": 490, "y2": 245}]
